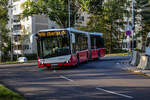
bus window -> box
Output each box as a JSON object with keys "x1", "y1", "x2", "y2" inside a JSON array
[
  {"x1": 91, "y1": 36, "x2": 97, "y2": 49},
  {"x1": 75, "y1": 33, "x2": 88, "y2": 51},
  {"x1": 96, "y1": 37, "x2": 104, "y2": 48},
  {"x1": 40, "y1": 33, "x2": 71, "y2": 58},
  {"x1": 37, "y1": 39, "x2": 43, "y2": 58}
]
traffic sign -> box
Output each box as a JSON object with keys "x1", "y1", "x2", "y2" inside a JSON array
[{"x1": 126, "y1": 30, "x2": 131, "y2": 36}]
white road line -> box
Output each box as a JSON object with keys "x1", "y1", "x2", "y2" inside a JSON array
[
  {"x1": 116, "y1": 63, "x2": 120, "y2": 65},
  {"x1": 96, "y1": 88, "x2": 134, "y2": 99},
  {"x1": 60, "y1": 75, "x2": 74, "y2": 82}
]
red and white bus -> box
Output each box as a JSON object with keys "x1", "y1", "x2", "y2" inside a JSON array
[{"x1": 36, "y1": 28, "x2": 105, "y2": 68}]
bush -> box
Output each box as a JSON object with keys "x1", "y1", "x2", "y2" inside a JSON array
[
  {"x1": 134, "y1": 48, "x2": 145, "y2": 53},
  {"x1": 112, "y1": 48, "x2": 128, "y2": 53},
  {"x1": 106, "y1": 48, "x2": 128, "y2": 54},
  {"x1": 24, "y1": 54, "x2": 37, "y2": 60},
  {"x1": 2, "y1": 55, "x2": 11, "y2": 62}
]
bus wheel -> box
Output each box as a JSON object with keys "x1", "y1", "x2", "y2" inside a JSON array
[
  {"x1": 98, "y1": 52, "x2": 101, "y2": 60},
  {"x1": 98, "y1": 56, "x2": 101, "y2": 60},
  {"x1": 86, "y1": 53, "x2": 89, "y2": 62},
  {"x1": 46, "y1": 66, "x2": 51, "y2": 70},
  {"x1": 76, "y1": 58, "x2": 79, "y2": 67}
]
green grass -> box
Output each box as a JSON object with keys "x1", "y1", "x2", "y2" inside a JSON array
[
  {"x1": 105, "y1": 53, "x2": 130, "y2": 57},
  {"x1": 0, "y1": 61, "x2": 20, "y2": 65},
  {"x1": 0, "y1": 60, "x2": 36, "y2": 65},
  {"x1": 0, "y1": 84, "x2": 25, "y2": 100}
]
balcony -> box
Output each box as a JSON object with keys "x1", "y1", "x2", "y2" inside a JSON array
[
  {"x1": 13, "y1": 20, "x2": 21, "y2": 25},
  {"x1": 13, "y1": 50, "x2": 23, "y2": 55},
  {"x1": 13, "y1": 41, "x2": 22, "y2": 45},
  {"x1": 12, "y1": 30, "x2": 23, "y2": 35}
]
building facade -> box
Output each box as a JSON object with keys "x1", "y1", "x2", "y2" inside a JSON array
[
  {"x1": 8, "y1": 0, "x2": 90, "y2": 56},
  {"x1": 9, "y1": 0, "x2": 59, "y2": 55}
]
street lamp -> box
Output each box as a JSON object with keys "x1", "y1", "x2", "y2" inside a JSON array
[
  {"x1": 68, "y1": 0, "x2": 71, "y2": 29},
  {"x1": 68, "y1": 0, "x2": 73, "y2": 54}
]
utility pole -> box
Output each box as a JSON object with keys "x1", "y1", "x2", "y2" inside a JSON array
[
  {"x1": 0, "y1": 24, "x2": 2, "y2": 62},
  {"x1": 132, "y1": 0, "x2": 135, "y2": 51},
  {"x1": 10, "y1": 0, "x2": 13, "y2": 61},
  {"x1": 68, "y1": 0, "x2": 72, "y2": 54},
  {"x1": 68, "y1": 0, "x2": 71, "y2": 29}
]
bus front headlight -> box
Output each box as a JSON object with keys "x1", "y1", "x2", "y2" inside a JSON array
[{"x1": 39, "y1": 59, "x2": 44, "y2": 64}]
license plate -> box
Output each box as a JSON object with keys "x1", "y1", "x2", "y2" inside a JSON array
[{"x1": 51, "y1": 64, "x2": 58, "y2": 66}]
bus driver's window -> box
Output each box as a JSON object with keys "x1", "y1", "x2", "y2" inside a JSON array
[
  {"x1": 43, "y1": 40, "x2": 51, "y2": 57},
  {"x1": 52, "y1": 40, "x2": 58, "y2": 53}
]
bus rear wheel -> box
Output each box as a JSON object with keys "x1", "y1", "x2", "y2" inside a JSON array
[{"x1": 75, "y1": 57, "x2": 79, "y2": 67}]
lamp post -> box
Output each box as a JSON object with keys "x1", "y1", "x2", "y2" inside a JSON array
[
  {"x1": 68, "y1": 0, "x2": 73, "y2": 54},
  {"x1": 68, "y1": 0, "x2": 71, "y2": 29}
]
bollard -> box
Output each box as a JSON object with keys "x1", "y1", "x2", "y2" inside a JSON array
[
  {"x1": 137, "y1": 56, "x2": 150, "y2": 70},
  {"x1": 130, "y1": 51, "x2": 140, "y2": 66}
]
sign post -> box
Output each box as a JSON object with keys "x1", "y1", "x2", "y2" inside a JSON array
[{"x1": 126, "y1": 30, "x2": 131, "y2": 36}]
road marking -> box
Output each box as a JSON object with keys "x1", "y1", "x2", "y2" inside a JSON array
[
  {"x1": 116, "y1": 63, "x2": 120, "y2": 65},
  {"x1": 96, "y1": 88, "x2": 134, "y2": 99},
  {"x1": 60, "y1": 75, "x2": 74, "y2": 82}
]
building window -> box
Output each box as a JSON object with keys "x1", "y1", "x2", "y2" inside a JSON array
[
  {"x1": 24, "y1": 45, "x2": 29, "y2": 50},
  {"x1": 13, "y1": 0, "x2": 20, "y2": 2},
  {"x1": 79, "y1": 16, "x2": 84, "y2": 21},
  {"x1": 14, "y1": 35, "x2": 21, "y2": 42},
  {"x1": 14, "y1": 45, "x2": 22, "y2": 50},
  {"x1": 13, "y1": 15, "x2": 21, "y2": 23},
  {"x1": 13, "y1": 24, "x2": 21, "y2": 31}
]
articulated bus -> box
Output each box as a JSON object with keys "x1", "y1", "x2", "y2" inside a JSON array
[{"x1": 36, "y1": 28, "x2": 105, "y2": 68}]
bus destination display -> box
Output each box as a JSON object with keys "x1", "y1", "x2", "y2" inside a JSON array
[{"x1": 39, "y1": 30, "x2": 66, "y2": 37}]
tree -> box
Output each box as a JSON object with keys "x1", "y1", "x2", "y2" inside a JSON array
[
  {"x1": 22, "y1": 0, "x2": 80, "y2": 28},
  {"x1": 134, "y1": 0, "x2": 150, "y2": 51},
  {"x1": 0, "y1": 0, "x2": 10, "y2": 62},
  {"x1": 80, "y1": 0, "x2": 129, "y2": 53}
]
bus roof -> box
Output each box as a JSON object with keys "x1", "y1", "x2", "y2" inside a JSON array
[
  {"x1": 39, "y1": 28, "x2": 103, "y2": 36},
  {"x1": 89, "y1": 32, "x2": 103, "y2": 36}
]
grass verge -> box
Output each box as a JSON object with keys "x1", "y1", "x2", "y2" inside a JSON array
[
  {"x1": 0, "y1": 60, "x2": 36, "y2": 65},
  {"x1": 126, "y1": 68, "x2": 150, "y2": 78},
  {"x1": 0, "y1": 84, "x2": 25, "y2": 100},
  {"x1": 105, "y1": 53, "x2": 129, "y2": 57}
]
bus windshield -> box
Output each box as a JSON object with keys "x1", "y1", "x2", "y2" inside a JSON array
[{"x1": 38, "y1": 33, "x2": 71, "y2": 58}]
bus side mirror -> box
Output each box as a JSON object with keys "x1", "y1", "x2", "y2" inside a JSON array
[
  {"x1": 71, "y1": 33, "x2": 75, "y2": 43},
  {"x1": 34, "y1": 34, "x2": 40, "y2": 40}
]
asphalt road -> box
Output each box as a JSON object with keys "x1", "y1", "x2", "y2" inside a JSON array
[{"x1": 0, "y1": 56, "x2": 150, "y2": 100}]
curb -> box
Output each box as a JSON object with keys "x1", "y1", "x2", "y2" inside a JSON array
[
  {"x1": 119, "y1": 61, "x2": 129, "y2": 64},
  {"x1": 125, "y1": 67, "x2": 150, "y2": 77},
  {"x1": 119, "y1": 61, "x2": 150, "y2": 78}
]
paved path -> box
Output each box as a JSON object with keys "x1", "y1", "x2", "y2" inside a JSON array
[{"x1": 0, "y1": 56, "x2": 150, "y2": 100}]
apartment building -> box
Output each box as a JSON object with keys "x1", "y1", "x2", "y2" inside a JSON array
[
  {"x1": 8, "y1": 0, "x2": 90, "y2": 56},
  {"x1": 9, "y1": 0, "x2": 59, "y2": 55}
]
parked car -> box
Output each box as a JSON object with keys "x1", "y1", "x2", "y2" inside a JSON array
[{"x1": 18, "y1": 57, "x2": 27, "y2": 63}]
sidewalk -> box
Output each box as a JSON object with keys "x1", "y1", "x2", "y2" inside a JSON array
[{"x1": 120, "y1": 61, "x2": 150, "y2": 77}]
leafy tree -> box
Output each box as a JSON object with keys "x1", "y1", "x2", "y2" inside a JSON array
[
  {"x1": 80, "y1": 0, "x2": 129, "y2": 53},
  {"x1": 134, "y1": 0, "x2": 150, "y2": 51},
  {"x1": 22, "y1": 0, "x2": 80, "y2": 28},
  {"x1": 0, "y1": 0, "x2": 10, "y2": 61}
]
